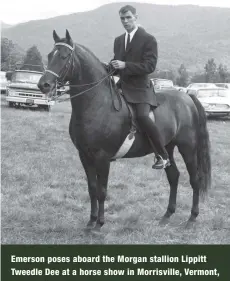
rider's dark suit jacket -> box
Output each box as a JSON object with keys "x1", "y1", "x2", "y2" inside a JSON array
[{"x1": 113, "y1": 27, "x2": 158, "y2": 106}]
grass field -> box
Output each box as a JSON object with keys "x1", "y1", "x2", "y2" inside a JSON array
[{"x1": 1, "y1": 95, "x2": 230, "y2": 244}]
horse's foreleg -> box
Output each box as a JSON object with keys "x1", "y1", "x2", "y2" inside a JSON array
[
  {"x1": 160, "y1": 143, "x2": 180, "y2": 225},
  {"x1": 79, "y1": 151, "x2": 98, "y2": 228},
  {"x1": 94, "y1": 151, "x2": 110, "y2": 230}
]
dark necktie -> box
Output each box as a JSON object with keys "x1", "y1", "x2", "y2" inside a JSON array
[{"x1": 126, "y1": 33, "x2": 131, "y2": 51}]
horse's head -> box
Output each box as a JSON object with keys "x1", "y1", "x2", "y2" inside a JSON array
[{"x1": 38, "y1": 29, "x2": 75, "y2": 96}]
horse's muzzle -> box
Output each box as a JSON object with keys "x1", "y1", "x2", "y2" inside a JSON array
[{"x1": 38, "y1": 77, "x2": 55, "y2": 96}]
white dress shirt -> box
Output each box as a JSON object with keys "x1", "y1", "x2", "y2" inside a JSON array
[{"x1": 125, "y1": 26, "x2": 138, "y2": 50}]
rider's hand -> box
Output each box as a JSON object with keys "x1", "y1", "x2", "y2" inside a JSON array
[{"x1": 111, "y1": 60, "x2": 126, "y2": 69}]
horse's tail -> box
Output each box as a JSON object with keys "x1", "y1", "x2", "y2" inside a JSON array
[{"x1": 189, "y1": 94, "x2": 211, "y2": 197}]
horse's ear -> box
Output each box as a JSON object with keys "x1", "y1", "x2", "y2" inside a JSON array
[
  {"x1": 53, "y1": 30, "x2": 60, "y2": 43},
  {"x1": 66, "y1": 29, "x2": 72, "y2": 44}
]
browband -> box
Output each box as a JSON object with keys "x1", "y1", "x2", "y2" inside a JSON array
[
  {"x1": 55, "y1": 42, "x2": 74, "y2": 51},
  {"x1": 45, "y1": 43, "x2": 74, "y2": 78}
]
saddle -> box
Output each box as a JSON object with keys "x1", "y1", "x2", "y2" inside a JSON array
[
  {"x1": 123, "y1": 95, "x2": 155, "y2": 138},
  {"x1": 110, "y1": 76, "x2": 157, "y2": 160},
  {"x1": 110, "y1": 76, "x2": 155, "y2": 138}
]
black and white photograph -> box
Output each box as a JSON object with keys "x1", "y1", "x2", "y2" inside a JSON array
[{"x1": 1, "y1": 0, "x2": 230, "y2": 246}]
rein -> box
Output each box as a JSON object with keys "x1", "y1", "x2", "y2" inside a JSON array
[{"x1": 45, "y1": 42, "x2": 121, "y2": 110}]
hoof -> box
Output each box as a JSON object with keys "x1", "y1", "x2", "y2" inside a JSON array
[
  {"x1": 185, "y1": 217, "x2": 196, "y2": 229},
  {"x1": 90, "y1": 224, "x2": 103, "y2": 236},
  {"x1": 93, "y1": 223, "x2": 102, "y2": 231},
  {"x1": 159, "y1": 216, "x2": 170, "y2": 226},
  {"x1": 86, "y1": 220, "x2": 97, "y2": 229}
]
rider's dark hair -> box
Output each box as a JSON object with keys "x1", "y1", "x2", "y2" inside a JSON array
[{"x1": 119, "y1": 5, "x2": 136, "y2": 15}]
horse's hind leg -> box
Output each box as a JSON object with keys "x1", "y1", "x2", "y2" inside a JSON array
[
  {"x1": 160, "y1": 143, "x2": 180, "y2": 225},
  {"x1": 79, "y1": 151, "x2": 98, "y2": 229},
  {"x1": 94, "y1": 150, "x2": 111, "y2": 231},
  {"x1": 178, "y1": 144, "x2": 199, "y2": 225}
]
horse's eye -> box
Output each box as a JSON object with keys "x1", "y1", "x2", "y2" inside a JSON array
[{"x1": 60, "y1": 53, "x2": 70, "y2": 60}]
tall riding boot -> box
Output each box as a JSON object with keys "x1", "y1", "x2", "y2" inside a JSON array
[
  {"x1": 139, "y1": 118, "x2": 170, "y2": 169},
  {"x1": 149, "y1": 127, "x2": 170, "y2": 169}
]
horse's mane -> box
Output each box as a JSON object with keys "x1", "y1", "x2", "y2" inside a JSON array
[
  {"x1": 56, "y1": 37, "x2": 108, "y2": 80},
  {"x1": 77, "y1": 44, "x2": 100, "y2": 62},
  {"x1": 59, "y1": 38, "x2": 106, "y2": 72},
  {"x1": 76, "y1": 44, "x2": 107, "y2": 72}
]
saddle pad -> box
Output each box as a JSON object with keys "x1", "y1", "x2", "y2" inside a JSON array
[
  {"x1": 111, "y1": 132, "x2": 136, "y2": 160},
  {"x1": 111, "y1": 110, "x2": 155, "y2": 160}
]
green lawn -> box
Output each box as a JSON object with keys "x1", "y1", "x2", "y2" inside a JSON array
[{"x1": 1, "y1": 96, "x2": 230, "y2": 244}]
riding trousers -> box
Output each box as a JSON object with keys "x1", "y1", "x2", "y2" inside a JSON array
[{"x1": 134, "y1": 103, "x2": 168, "y2": 159}]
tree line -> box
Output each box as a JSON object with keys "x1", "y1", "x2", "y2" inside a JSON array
[
  {"x1": 1, "y1": 37, "x2": 44, "y2": 72},
  {"x1": 151, "y1": 59, "x2": 230, "y2": 87},
  {"x1": 1, "y1": 37, "x2": 230, "y2": 86}
]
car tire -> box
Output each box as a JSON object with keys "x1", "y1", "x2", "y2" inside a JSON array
[
  {"x1": 9, "y1": 101, "x2": 14, "y2": 107},
  {"x1": 40, "y1": 105, "x2": 50, "y2": 111}
]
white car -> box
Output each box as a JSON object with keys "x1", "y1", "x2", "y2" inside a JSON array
[
  {"x1": 174, "y1": 86, "x2": 187, "y2": 93},
  {"x1": 0, "y1": 71, "x2": 8, "y2": 94},
  {"x1": 186, "y1": 83, "x2": 217, "y2": 95},
  {"x1": 196, "y1": 88, "x2": 230, "y2": 116},
  {"x1": 215, "y1": 83, "x2": 230, "y2": 90},
  {"x1": 150, "y1": 78, "x2": 174, "y2": 90}
]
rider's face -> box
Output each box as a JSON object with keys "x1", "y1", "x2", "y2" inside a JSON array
[{"x1": 119, "y1": 11, "x2": 137, "y2": 33}]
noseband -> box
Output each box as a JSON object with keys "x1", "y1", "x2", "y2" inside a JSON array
[{"x1": 45, "y1": 42, "x2": 75, "y2": 84}]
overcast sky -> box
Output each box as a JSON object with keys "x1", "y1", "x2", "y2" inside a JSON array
[{"x1": 1, "y1": 0, "x2": 230, "y2": 24}]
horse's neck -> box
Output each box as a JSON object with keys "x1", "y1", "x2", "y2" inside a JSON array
[{"x1": 69, "y1": 49, "x2": 111, "y2": 113}]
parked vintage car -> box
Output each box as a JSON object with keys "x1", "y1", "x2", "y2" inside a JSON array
[
  {"x1": 186, "y1": 83, "x2": 217, "y2": 95},
  {"x1": 196, "y1": 88, "x2": 230, "y2": 116},
  {"x1": 0, "y1": 71, "x2": 9, "y2": 94},
  {"x1": 151, "y1": 78, "x2": 174, "y2": 91},
  {"x1": 215, "y1": 83, "x2": 230, "y2": 90},
  {"x1": 5, "y1": 69, "x2": 53, "y2": 110},
  {"x1": 174, "y1": 85, "x2": 187, "y2": 93}
]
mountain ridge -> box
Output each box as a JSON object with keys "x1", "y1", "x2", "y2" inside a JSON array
[
  {"x1": 1, "y1": 21, "x2": 13, "y2": 29},
  {"x1": 2, "y1": 3, "x2": 230, "y2": 71}
]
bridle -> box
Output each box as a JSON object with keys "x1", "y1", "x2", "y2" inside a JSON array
[
  {"x1": 44, "y1": 42, "x2": 121, "y2": 110},
  {"x1": 45, "y1": 42, "x2": 75, "y2": 86}
]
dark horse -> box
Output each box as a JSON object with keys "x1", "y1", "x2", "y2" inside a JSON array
[{"x1": 38, "y1": 30, "x2": 211, "y2": 230}]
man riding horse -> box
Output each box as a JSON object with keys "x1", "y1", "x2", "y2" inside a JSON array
[
  {"x1": 38, "y1": 24, "x2": 211, "y2": 229},
  {"x1": 107, "y1": 5, "x2": 170, "y2": 169}
]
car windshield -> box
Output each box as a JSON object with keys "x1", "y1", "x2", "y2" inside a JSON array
[
  {"x1": 11, "y1": 72, "x2": 43, "y2": 84},
  {"x1": 216, "y1": 83, "x2": 230, "y2": 89},
  {"x1": 197, "y1": 89, "x2": 230, "y2": 98}
]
